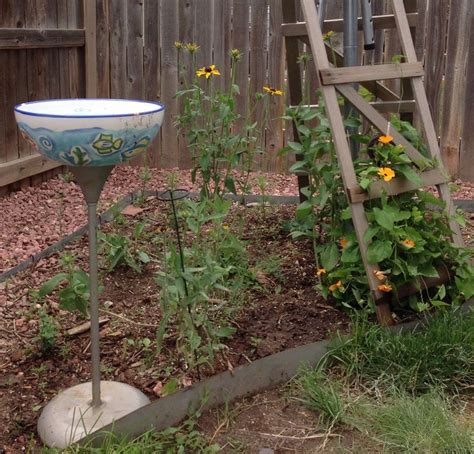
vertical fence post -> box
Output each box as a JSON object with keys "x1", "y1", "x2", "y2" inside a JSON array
[{"x1": 84, "y1": 0, "x2": 98, "y2": 98}]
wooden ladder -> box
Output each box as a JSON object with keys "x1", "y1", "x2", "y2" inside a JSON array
[{"x1": 282, "y1": 0, "x2": 463, "y2": 325}]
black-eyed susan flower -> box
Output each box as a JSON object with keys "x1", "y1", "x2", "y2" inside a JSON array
[
  {"x1": 378, "y1": 167, "x2": 395, "y2": 182},
  {"x1": 185, "y1": 42, "x2": 200, "y2": 54},
  {"x1": 323, "y1": 30, "x2": 335, "y2": 42},
  {"x1": 329, "y1": 280, "x2": 343, "y2": 292},
  {"x1": 263, "y1": 86, "x2": 284, "y2": 96},
  {"x1": 196, "y1": 64, "x2": 220, "y2": 79},
  {"x1": 378, "y1": 135, "x2": 394, "y2": 144},
  {"x1": 378, "y1": 284, "x2": 393, "y2": 293}
]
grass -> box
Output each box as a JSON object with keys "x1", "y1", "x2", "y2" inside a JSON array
[
  {"x1": 321, "y1": 308, "x2": 474, "y2": 393},
  {"x1": 294, "y1": 308, "x2": 474, "y2": 452},
  {"x1": 294, "y1": 368, "x2": 346, "y2": 426},
  {"x1": 355, "y1": 392, "x2": 473, "y2": 453},
  {"x1": 41, "y1": 417, "x2": 220, "y2": 454}
]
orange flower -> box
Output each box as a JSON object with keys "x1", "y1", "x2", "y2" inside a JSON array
[
  {"x1": 378, "y1": 167, "x2": 396, "y2": 182},
  {"x1": 374, "y1": 270, "x2": 387, "y2": 281},
  {"x1": 316, "y1": 268, "x2": 326, "y2": 277},
  {"x1": 378, "y1": 284, "x2": 393, "y2": 293},
  {"x1": 339, "y1": 237, "x2": 349, "y2": 249},
  {"x1": 401, "y1": 239, "x2": 416, "y2": 248},
  {"x1": 378, "y1": 135, "x2": 393, "y2": 144},
  {"x1": 329, "y1": 280, "x2": 343, "y2": 292}
]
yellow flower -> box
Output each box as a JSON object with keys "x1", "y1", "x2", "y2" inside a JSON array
[
  {"x1": 329, "y1": 280, "x2": 343, "y2": 292},
  {"x1": 323, "y1": 31, "x2": 335, "y2": 42},
  {"x1": 316, "y1": 268, "x2": 326, "y2": 277},
  {"x1": 378, "y1": 167, "x2": 396, "y2": 182},
  {"x1": 263, "y1": 86, "x2": 284, "y2": 96},
  {"x1": 378, "y1": 284, "x2": 393, "y2": 293},
  {"x1": 185, "y1": 42, "x2": 200, "y2": 54},
  {"x1": 196, "y1": 64, "x2": 220, "y2": 79},
  {"x1": 339, "y1": 237, "x2": 349, "y2": 249},
  {"x1": 374, "y1": 270, "x2": 387, "y2": 281},
  {"x1": 378, "y1": 135, "x2": 394, "y2": 144},
  {"x1": 174, "y1": 41, "x2": 184, "y2": 49},
  {"x1": 400, "y1": 239, "x2": 416, "y2": 248},
  {"x1": 222, "y1": 224, "x2": 230, "y2": 231}
]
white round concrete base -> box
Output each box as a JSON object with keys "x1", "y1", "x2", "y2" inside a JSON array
[{"x1": 37, "y1": 381, "x2": 150, "y2": 448}]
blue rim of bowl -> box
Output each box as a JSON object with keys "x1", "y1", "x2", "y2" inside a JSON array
[{"x1": 14, "y1": 98, "x2": 166, "y2": 119}]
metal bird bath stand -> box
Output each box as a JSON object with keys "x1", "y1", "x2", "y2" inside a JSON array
[{"x1": 14, "y1": 98, "x2": 165, "y2": 447}]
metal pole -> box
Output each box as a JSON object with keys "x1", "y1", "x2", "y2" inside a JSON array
[
  {"x1": 316, "y1": 0, "x2": 327, "y2": 28},
  {"x1": 361, "y1": 0, "x2": 375, "y2": 50},
  {"x1": 88, "y1": 202, "x2": 101, "y2": 407},
  {"x1": 343, "y1": 0, "x2": 359, "y2": 158}
]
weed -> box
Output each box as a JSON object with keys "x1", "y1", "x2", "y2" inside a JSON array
[
  {"x1": 43, "y1": 414, "x2": 220, "y2": 453},
  {"x1": 35, "y1": 309, "x2": 58, "y2": 354},
  {"x1": 99, "y1": 222, "x2": 151, "y2": 273},
  {"x1": 39, "y1": 253, "x2": 93, "y2": 316}
]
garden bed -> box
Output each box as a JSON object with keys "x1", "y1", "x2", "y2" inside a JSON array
[
  {"x1": 0, "y1": 196, "x2": 351, "y2": 451},
  {"x1": 1, "y1": 171, "x2": 474, "y2": 451}
]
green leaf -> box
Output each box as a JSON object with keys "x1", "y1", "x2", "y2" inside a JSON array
[
  {"x1": 398, "y1": 166, "x2": 422, "y2": 185},
  {"x1": 215, "y1": 326, "x2": 236, "y2": 338},
  {"x1": 296, "y1": 200, "x2": 313, "y2": 221},
  {"x1": 297, "y1": 124, "x2": 311, "y2": 137},
  {"x1": 39, "y1": 273, "x2": 69, "y2": 297},
  {"x1": 162, "y1": 378, "x2": 178, "y2": 397},
  {"x1": 138, "y1": 251, "x2": 151, "y2": 263},
  {"x1": 418, "y1": 263, "x2": 439, "y2": 278},
  {"x1": 341, "y1": 243, "x2": 360, "y2": 264},
  {"x1": 288, "y1": 141, "x2": 303, "y2": 153},
  {"x1": 320, "y1": 243, "x2": 340, "y2": 271},
  {"x1": 367, "y1": 240, "x2": 392, "y2": 264},
  {"x1": 373, "y1": 207, "x2": 394, "y2": 231}
]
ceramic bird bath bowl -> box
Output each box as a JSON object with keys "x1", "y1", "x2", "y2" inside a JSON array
[
  {"x1": 15, "y1": 98, "x2": 165, "y2": 166},
  {"x1": 14, "y1": 99, "x2": 165, "y2": 448}
]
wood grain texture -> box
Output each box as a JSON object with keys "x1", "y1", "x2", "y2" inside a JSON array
[
  {"x1": 233, "y1": 0, "x2": 251, "y2": 129},
  {"x1": 0, "y1": 28, "x2": 84, "y2": 48},
  {"x1": 440, "y1": 0, "x2": 470, "y2": 177},
  {"x1": 266, "y1": 0, "x2": 285, "y2": 171},
  {"x1": 320, "y1": 62, "x2": 424, "y2": 85},
  {"x1": 160, "y1": 0, "x2": 179, "y2": 168},
  {"x1": 96, "y1": 0, "x2": 110, "y2": 97},
  {"x1": 109, "y1": 0, "x2": 127, "y2": 98},
  {"x1": 459, "y1": 8, "x2": 474, "y2": 182}
]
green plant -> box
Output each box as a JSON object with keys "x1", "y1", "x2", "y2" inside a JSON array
[
  {"x1": 135, "y1": 162, "x2": 152, "y2": 207},
  {"x1": 35, "y1": 309, "x2": 58, "y2": 353},
  {"x1": 39, "y1": 253, "x2": 93, "y2": 316},
  {"x1": 42, "y1": 415, "x2": 220, "y2": 453},
  {"x1": 355, "y1": 392, "x2": 473, "y2": 453},
  {"x1": 176, "y1": 46, "x2": 276, "y2": 198},
  {"x1": 156, "y1": 197, "x2": 251, "y2": 371},
  {"x1": 294, "y1": 368, "x2": 346, "y2": 426},
  {"x1": 99, "y1": 222, "x2": 151, "y2": 273},
  {"x1": 320, "y1": 309, "x2": 474, "y2": 394},
  {"x1": 280, "y1": 83, "x2": 474, "y2": 312}
]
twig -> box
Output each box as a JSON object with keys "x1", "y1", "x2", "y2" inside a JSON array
[
  {"x1": 255, "y1": 432, "x2": 339, "y2": 440},
  {"x1": 12, "y1": 320, "x2": 28, "y2": 345},
  {"x1": 99, "y1": 308, "x2": 160, "y2": 328}
]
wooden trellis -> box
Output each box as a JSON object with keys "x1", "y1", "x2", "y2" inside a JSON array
[{"x1": 282, "y1": 0, "x2": 463, "y2": 324}]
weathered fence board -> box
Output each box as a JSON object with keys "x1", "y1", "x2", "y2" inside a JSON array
[{"x1": 1, "y1": 0, "x2": 474, "y2": 190}]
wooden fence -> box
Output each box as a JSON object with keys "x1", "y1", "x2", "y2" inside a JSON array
[{"x1": 1, "y1": 0, "x2": 473, "y2": 190}]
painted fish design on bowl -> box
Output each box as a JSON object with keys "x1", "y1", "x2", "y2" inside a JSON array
[
  {"x1": 14, "y1": 99, "x2": 165, "y2": 167},
  {"x1": 92, "y1": 133, "x2": 124, "y2": 155}
]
